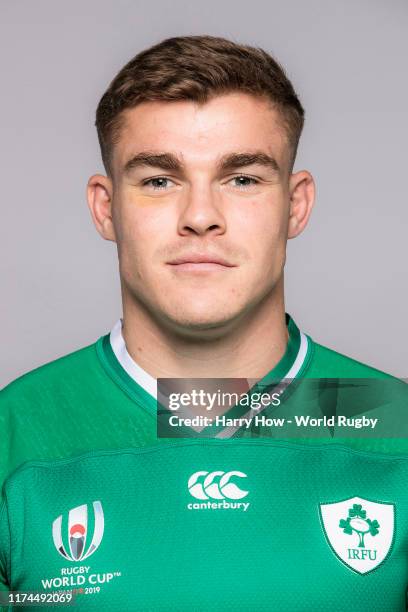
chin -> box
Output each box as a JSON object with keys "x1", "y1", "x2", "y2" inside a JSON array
[{"x1": 163, "y1": 304, "x2": 241, "y2": 333}]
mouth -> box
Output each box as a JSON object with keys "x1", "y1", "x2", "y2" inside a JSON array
[{"x1": 167, "y1": 255, "x2": 236, "y2": 272}]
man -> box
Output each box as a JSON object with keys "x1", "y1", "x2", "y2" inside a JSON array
[{"x1": 0, "y1": 35, "x2": 407, "y2": 610}]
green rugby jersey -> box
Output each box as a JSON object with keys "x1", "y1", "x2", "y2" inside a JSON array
[
  {"x1": 1, "y1": 314, "x2": 407, "y2": 609},
  {"x1": 2, "y1": 440, "x2": 408, "y2": 610}
]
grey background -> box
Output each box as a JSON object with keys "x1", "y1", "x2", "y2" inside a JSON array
[{"x1": 1, "y1": 0, "x2": 407, "y2": 387}]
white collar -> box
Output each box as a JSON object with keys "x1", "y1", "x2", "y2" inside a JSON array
[{"x1": 109, "y1": 318, "x2": 157, "y2": 398}]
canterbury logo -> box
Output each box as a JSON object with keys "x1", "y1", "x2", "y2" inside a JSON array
[
  {"x1": 52, "y1": 501, "x2": 104, "y2": 562},
  {"x1": 188, "y1": 471, "x2": 249, "y2": 500}
]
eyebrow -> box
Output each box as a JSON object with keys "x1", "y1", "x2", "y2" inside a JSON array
[
  {"x1": 122, "y1": 150, "x2": 280, "y2": 175},
  {"x1": 219, "y1": 152, "x2": 280, "y2": 173},
  {"x1": 123, "y1": 152, "x2": 181, "y2": 174}
]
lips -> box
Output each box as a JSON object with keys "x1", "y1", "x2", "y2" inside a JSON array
[{"x1": 168, "y1": 254, "x2": 235, "y2": 267}]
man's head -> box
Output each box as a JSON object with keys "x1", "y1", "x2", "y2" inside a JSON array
[
  {"x1": 95, "y1": 35, "x2": 305, "y2": 178},
  {"x1": 87, "y1": 35, "x2": 315, "y2": 337}
]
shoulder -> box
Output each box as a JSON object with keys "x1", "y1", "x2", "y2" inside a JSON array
[
  {"x1": 0, "y1": 339, "x2": 103, "y2": 406},
  {"x1": 307, "y1": 338, "x2": 401, "y2": 380},
  {"x1": 0, "y1": 338, "x2": 108, "y2": 489}
]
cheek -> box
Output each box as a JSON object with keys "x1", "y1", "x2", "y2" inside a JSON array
[
  {"x1": 116, "y1": 204, "x2": 174, "y2": 283},
  {"x1": 116, "y1": 194, "x2": 167, "y2": 246},
  {"x1": 234, "y1": 199, "x2": 288, "y2": 261}
]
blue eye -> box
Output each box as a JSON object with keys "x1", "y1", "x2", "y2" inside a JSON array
[
  {"x1": 143, "y1": 177, "x2": 172, "y2": 190},
  {"x1": 231, "y1": 175, "x2": 258, "y2": 188}
]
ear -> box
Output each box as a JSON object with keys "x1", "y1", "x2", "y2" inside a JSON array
[
  {"x1": 287, "y1": 170, "x2": 315, "y2": 239},
  {"x1": 86, "y1": 174, "x2": 116, "y2": 242}
]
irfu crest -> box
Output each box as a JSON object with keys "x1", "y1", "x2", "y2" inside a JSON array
[{"x1": 319, "y1": 496, "x2": 395, "y2": 574}]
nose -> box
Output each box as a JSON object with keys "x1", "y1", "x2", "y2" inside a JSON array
[{"x1": 177, "y1": 182, "x2": 226, "y2": 237}]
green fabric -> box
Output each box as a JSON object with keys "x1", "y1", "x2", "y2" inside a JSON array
[
  {"x1": 1, "y1": 314, "x2": 407, "y2": 609},
  {"x1": 2, "y1": 440, "x2": 408, "y2": 611}
]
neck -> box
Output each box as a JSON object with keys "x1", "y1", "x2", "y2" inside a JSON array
[{"x1": 121, "y1": 278, "x2": 288, "y2": 380}]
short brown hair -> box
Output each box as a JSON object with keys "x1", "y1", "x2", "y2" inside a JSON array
[{"x1": 95, "y1": 35, "x2": 305, "y2": 176}]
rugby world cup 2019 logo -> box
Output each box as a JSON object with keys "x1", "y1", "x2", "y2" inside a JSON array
[{"x1": 52, "y1": 501, "x2": 104, "y2": 562}]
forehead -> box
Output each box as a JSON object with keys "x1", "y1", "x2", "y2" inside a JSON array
[{"x1": 113, "y1": 93, "x2": 289, "y2": 172}]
